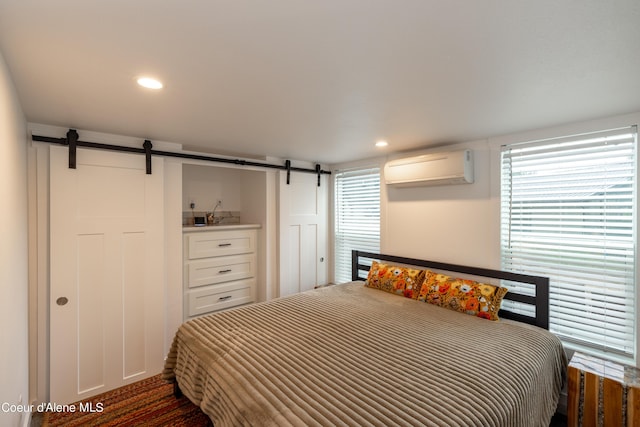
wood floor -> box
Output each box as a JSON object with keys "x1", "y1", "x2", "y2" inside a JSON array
[{"x1": 31, "y1": 407, "x2": 568, "y2": 426}]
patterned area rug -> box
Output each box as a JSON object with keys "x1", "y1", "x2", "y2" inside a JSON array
[{"x1": 39, "y1": 375, "x2": 212, "y2": 426}]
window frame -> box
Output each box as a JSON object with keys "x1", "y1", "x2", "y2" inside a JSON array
[
  {"x1": 333, "y1": 166, "x2": 381, "y2": 284},
  {"x1": 499, "y1": 126, "x2": 638, "y2": 365}
]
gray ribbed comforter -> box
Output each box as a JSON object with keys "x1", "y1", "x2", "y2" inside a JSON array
[{"x1": 163, "y1": 282, "x2": 567, "y2": 427}]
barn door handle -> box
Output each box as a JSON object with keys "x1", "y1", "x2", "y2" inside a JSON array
[{"x1": 56, "y1": 297, "x2": 69, "y2": 306}]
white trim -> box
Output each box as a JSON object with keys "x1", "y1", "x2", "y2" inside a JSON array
[
  {"x1": 20, "y1": 410, "x2": 31, "y2": 427},
  {"x1": 500, "y1": 125, "x2": 637, "y2": 365}
]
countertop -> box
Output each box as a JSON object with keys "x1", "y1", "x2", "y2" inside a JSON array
[{"x1": 182, "y1": 223, "x2": 261, "y2": 232}]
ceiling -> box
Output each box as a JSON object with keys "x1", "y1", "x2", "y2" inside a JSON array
[{"x1": 1, "y1": 1, "x2": 639, "y2": 164}]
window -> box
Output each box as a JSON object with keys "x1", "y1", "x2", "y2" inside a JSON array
[
  {"x1": 501, "y1": 126, "x2": 637, "y2": 363},
  {"x1": 334, "y1": 167, "x2": 380, "y2": 284}
]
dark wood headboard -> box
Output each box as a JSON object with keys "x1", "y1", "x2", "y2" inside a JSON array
[{"x1": 351, "y1": 250, "x2": 550, "y2": 329}]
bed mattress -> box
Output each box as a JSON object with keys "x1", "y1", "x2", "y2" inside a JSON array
[{"x1": 163, "y1": 282, "x2": 566, "y2": 427}]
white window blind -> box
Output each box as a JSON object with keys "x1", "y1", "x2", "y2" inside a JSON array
[
  {"x1": 334, "y1": 167, "x2": 380, "y2": 284},
  {"x1": 501, "y1": 126, "x2": 637, "y2": 362}
]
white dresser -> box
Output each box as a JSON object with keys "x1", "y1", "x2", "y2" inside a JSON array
[{"x1": 183, "y1": 225, "x2": 259, "y2": 320}]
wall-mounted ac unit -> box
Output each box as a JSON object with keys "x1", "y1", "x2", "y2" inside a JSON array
[{"x1": 384, "y1": 149, "x2": 474, "y2": 187}]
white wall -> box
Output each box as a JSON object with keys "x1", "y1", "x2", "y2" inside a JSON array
[
  {"x1": 183, "y1": 164, "x2": 247, "y2": 212},
  {"x1": 0, "y1": 51, "x2": 29, "y2": 426},
  {"x1": 382, "y1": 140, "x2": 499, "y2": 268},
  {"x1": 163, "y1": 159, "x2": 184, "y2": 356},
  {"x1": 382, "y1": 112, "x2": 640, "y2": 272},
  {"x1": 240, "y1": 169, "x2": 273, "y2": 302}
]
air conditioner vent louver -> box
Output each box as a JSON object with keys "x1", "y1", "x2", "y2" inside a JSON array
[{"x1": 384, "y1": 149, "x2": 474, "y2": 187}]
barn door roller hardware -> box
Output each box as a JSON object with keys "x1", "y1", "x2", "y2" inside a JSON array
[
  {"x1": 285, "y1": 160, "x2": 291, "y2": 184},
  {"x1": 32, "y1": 129, "x2": 331, "y2": 185}
]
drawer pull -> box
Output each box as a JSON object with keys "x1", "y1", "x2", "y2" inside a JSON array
[
  {"x1": 218, "y1": 243, "x2": 232, "y2": 247},
  {"x1": 218, "y1": 295, "x2": 232, "y2": 302},
  {"x1": 219, "y1": 269, "x2": 232, "y2": 274}
]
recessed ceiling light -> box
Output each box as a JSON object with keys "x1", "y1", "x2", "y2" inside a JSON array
[
  {"x1": 375, "y1": 140, "x2": 388, "y2": 147},
  {"x1": 137, "y1": 77, "x2": 163, "y2": 89}
]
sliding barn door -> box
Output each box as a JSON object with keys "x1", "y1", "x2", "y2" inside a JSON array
[
  {"x1": 49, "y1": 145, "x2": 164, "y2": 404},
  {"x1": 278, "y1": 171, "x2": 328, "y2": 296}
]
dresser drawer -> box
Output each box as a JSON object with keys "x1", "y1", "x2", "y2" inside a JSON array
[
  {"x1": 187, "y1": 254, "x2": 255, "y2": 288},
  {"x1": 187, "y1": 280, "x2": 254, "y2": 317},
  {"x1": 187, "y1": 229, "x2": 256, "y2": 259}
]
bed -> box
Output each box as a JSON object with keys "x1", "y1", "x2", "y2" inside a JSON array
[{"x1": 163, "y1": 251, "x2": 567, "y2": 427}]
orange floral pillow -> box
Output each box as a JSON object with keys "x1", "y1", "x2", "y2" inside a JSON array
[
  {"x1": 365, "y1": 261, "x2": 426, "y2": 299},
  {"x1": 417, "y1": 271, "x2": 507, "y2": 320}
]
